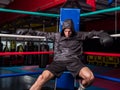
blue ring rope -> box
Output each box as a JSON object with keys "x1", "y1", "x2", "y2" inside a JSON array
[
  {"x1": 0, "y1": 72, "x2": 42, "y2": 78},
  {"x1": 94, "y1": 74, "x2": 120, "y2": 83},
  {"x1": 0, "y1": 71, "x2": 120, "y2": 83},
  {"x1": 0, "y1": 72, "x2": 120, "y2": 82}
]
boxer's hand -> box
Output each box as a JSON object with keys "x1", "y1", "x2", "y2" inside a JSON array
[{"x1": 99, "y1": 32, "x2": 113, "y2": 47}]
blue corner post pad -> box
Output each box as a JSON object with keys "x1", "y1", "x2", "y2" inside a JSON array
[
  {"x1": 59, "y1": 8, "x2": 81, "y2": 32},
  {"x1": 56, "y1": 72, "x2": 74, "y2": 90}
]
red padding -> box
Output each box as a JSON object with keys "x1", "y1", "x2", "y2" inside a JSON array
[
  {"x1": 0, "y1": 51, "x2": 54, "y2": 56},
  {"x1": 0, "y1": 51, "x2": 120, "y2": 57},
  {"x1": 84, "y1": 52, "x2": 120, "y2": 57}
]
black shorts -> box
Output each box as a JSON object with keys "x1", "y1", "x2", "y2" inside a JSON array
[{"x1": 46, "y1": 60, "x2": 86, "y2": 78}]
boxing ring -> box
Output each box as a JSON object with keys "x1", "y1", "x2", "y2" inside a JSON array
[
  {"x1": 0, "y1": 6, "x2": 120, "y2": 90},
  {"x1": 0, "y1": 34, "x2": 120, "y2": 90}
]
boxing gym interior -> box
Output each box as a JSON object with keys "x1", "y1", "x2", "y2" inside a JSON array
[{"x1": 0, "y1": 0, "x2": 120, "y2": 90}]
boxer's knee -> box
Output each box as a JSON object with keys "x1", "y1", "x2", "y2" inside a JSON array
[
  {"x1": 79, "y1": 67, "x2": 94, "y2": 87},
  {"x1": 41, "y1": 70, "x2": 54, "y2": 81}
]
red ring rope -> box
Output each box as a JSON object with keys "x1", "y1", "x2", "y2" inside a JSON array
[
  {"x1": 0, "y1": 51, "x2": 120, "y2": 57},
  {"x1": 0, "y1": 51, "x2": 54, "y2": 56},
  {"x1": 84, "y1": 52, "x2": 120, "y2": 57}
]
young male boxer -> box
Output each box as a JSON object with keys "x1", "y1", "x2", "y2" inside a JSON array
[{"x1": 21, "y1": 19, "x2": 113, "y2": 90}]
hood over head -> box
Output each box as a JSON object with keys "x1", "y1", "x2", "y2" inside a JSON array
[{"x1": 61, "y1": 19, "x2": 76, "y2": 36}]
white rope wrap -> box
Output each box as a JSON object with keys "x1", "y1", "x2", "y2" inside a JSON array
[
  {"x1": 0, "y1": 33, "x2": 119, "y2": 39},
  {"x1": 93, "y1": 34, "x2": 120, "y2": 38},
  {"x1": 0, "y1": 34, "x2": 45, "y2": 39}
]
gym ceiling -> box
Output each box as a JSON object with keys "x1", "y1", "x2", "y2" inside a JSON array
[{"x1": 0, "y1": 0, "x2": 120, "y2": 33}]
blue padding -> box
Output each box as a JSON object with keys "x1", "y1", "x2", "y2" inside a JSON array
[
  {"x1": 95, "y1": 74, "x2": 120, "y2": 83},
  {"x1": 59, "y1": 8, "x2": 80, "y2": 32},
  {"x1": 0, "y1": 72, "x2": 42, "y2": 78},
  {"x1": 56, "y1": 72, "x2": 74, "y2": 90}
]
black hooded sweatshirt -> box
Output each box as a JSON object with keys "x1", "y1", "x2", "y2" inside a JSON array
[{"x1": 34, "y1": 19, "x2": 104, "y2": 61}]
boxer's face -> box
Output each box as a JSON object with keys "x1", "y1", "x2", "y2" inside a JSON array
[{"x1": 64, "y1": 28, "x2": 72, "y2": 37}]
